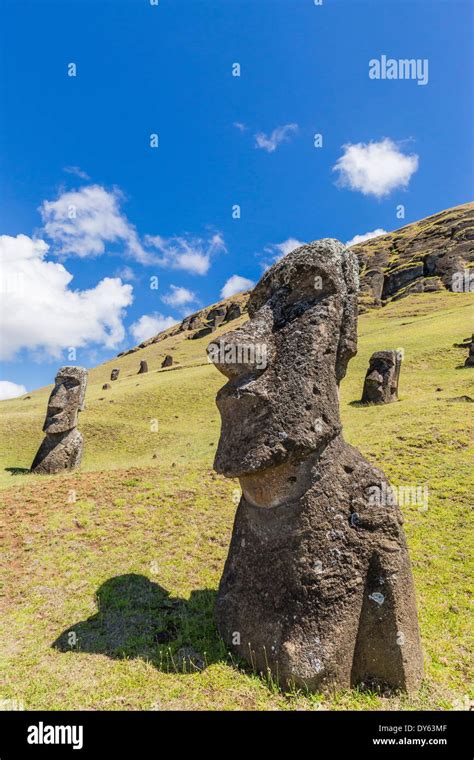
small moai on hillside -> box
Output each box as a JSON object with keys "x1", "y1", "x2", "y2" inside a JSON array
[
  {"x1": 161, "y1": 355, "x2": 173, "y2": 368},
  {"x1": 138, "y1": 360, "x2": 148, "y2": 374},
  {"x1": 110, "y1": 368, "x2": 120, "y2": 381},
  {"x1": 208, "y1": 239, "x2": 423, "y2": 693},
  {"x1": 465, "y1": 335, "x2": 474, "y2": 367},
  {"x1": 361, "y1": 350, "x2": 401, "y2": 404},
  {"x1": 31, "y1": 366, "x2": 88, "y2": 474},
  {"x1": 102, "y1": 383, "x2": 111, "y2": 390}
]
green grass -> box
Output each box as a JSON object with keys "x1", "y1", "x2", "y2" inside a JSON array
[{"x1": 1, "y1": 290, "x2": 473, "y2": 710}]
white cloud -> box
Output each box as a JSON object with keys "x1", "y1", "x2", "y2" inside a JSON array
[
  {"x1": 254, "y1": 124, "x2": 298, "y2": 153},
  {"x1": 0, "y1": 381, "x2": 27, "y2": 400},
  {"x1": 40, "y1": 184, "x2": 149, "y2": 262},
  {"x1": 346, "y1": 228, "x2": 387, "y2": 247},
  {"x1": 233, "y1": 122, "x2": 247, "y2": 132},
  {"x1": 115, "y1": 265, "x2": 137, "y2": 281},
  {"x1": 145, "y1": 232, "x2": 226, "y2": 275},
  {"x1": 130, "y1": 313, "x2": 177, "y2": 344},
  {"x1": 63, "y1": 165, "x2": 90, "y2": 180},
  {"x1": 0, "y1": 234, "x2": 133, "y2": 360},
  {"x1": 333, "y1": 139, "x2": 419, "y2": 198},
  {"x1": 161, "y1": 285, "x2": 196, "y2": 307},
  {"x1": 266, "y1": 238, "x2": 305, "y2": 259},
  {"x1": 220, "y1": 275, "x2": 255, "y2": 299}
]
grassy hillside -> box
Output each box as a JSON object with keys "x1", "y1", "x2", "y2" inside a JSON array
[{"x1": 1, "y1": 291, "x2": 473, "y2": 710}]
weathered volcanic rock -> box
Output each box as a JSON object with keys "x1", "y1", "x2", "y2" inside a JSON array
[
  {"x1": 208, "y1": 239, "x2": 423, "y2": 693},
  {"x1": 361, "y1": 351, "x2": 401, "y2": 404},
  {"x1": 31, "y1": 366, "x2": 88, "y2": 474},
  {"x1": 161, "y1": 355, "x2": 173, "y2": 368},
  {"x1": 191, "y1": 326, "x2": 214, "y2": 340},
  {"x1": 353, "y1": 202, "x2": 474, "y2": 307},
  {"x1": 465, "y1": 335, "x2": 474, "y2": 367},
  {"x1": 138, "y1": 360, "x2": 148, "y2": 374},
  {"x1": 110, "y1": 368, "x2": 120, "y2": 381}
]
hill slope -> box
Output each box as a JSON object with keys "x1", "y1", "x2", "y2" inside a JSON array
[
  {"x1": 353, "y1": 202, "x2": 474, "y2": 310},
  {"x1": 1, "y1": 289, "x2": 473, "y2": 711}
]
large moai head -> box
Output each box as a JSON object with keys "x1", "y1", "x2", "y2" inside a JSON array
[
  {"x1": 361, "y1": 350, "x2": 401, "y2": 404},
  {"x1": 43, "y1": 366, "x2": 88, "y2": 434},
  {"x1": 208, "y1": 240, "x2": 359, "y2": 479}
]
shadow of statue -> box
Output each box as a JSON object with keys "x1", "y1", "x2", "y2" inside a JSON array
[
  {"x1": 52, "y1": 574, "x2": 227, "y2": 673},
  {"x1": 5, "y1": 467, "x2": 30, "y2": 475}
]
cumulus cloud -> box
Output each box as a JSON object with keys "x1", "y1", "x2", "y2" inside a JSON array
[
  {"x1": 220, "y1": 275, "x2": 255, "y2": 299},
  {"x1": 40, "y1": 184, "x2": 149, "y2": 262},
  {"x1": 145, "y1": 232, "x2": 226, "y2": 275},
  {"x1": 161, "y1": 285, "x2": 197, "y2": 307},
  {"x1": 0, "y1": 380, "x2": 27, "y2": 400},
  {"x1": 346, "y1": 228, "x2": 387, "y2": 247},
  {"x1": 266, "y1": 238, "x2": 305, "y2": 259},
  {"x1": 333, "y1": 139, "x2": 419, "y2": 198},
  {"x1": 254, "y1": 124, "x2": 298, "y2": 153},
  {"x1": 233, "y1": 122, "x2": 247, "y2": 132},
  {"x1": 130, "y1": 313, "x2": 177, "y2": 344},
  {"x1": 0, "y1": 234, "x2": 133, "y2": 360}
]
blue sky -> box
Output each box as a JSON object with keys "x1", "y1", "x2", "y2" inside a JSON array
[{"x1": 0, "y1": 0, "x2": 472, "y2": 395}]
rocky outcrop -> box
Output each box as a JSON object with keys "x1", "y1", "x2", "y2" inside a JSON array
[
  {"x1": 31, "y1": 366, "x2": 88, "y2": 474},
  {"x1": 353, "y1": 202, "x2": 474, "y2": 309},
  {"x1": 116, "y1": 294, "x2": 249, "y2": 356},
  {"x1": 209, "y1": 239, "x2": 423, "y2": 693}
]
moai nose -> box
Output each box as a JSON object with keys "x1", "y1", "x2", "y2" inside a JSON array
[
  {"x1": 49, "y1": 382, "x2": 68, "y2": 410},
  {"x1": 207, "y1": 321, "x2": 270, "y2": 380}
]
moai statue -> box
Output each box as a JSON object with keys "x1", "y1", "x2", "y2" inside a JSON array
[
  {"x1": 110, "y1": 368, "x2": 120, "y2": 381},
  {"x1": 138, "y1": 360, "x2": 148, "y2": 374},
  {"x1": 361, "y1": 351, "x2": 401, "y2": 404},
  {"x1": 31, "y1": 366, "x2": 88, "y2": 474},
  {"x1": 465, "y1": 335, "x2": 474, "y2": 367},
  {"x1": 161, "y1": 355, "x2": 173, "y2": 368},
  {"x1": 208, "y1": 239, "x2": 423, "y2": 693}
]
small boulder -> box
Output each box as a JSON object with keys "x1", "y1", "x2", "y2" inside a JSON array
[{"x1": 102, "y1": 383, "x2": 111, "y2": 390}]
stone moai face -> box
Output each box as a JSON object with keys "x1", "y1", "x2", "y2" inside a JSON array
[
  {"x1": 362, "y1": 350, "x2": 401, "y2": 404},
  {"x1": 43, "y1": 366, "x2": 88, "y2": 434},
  {"x1": 209, "y1": 240, "x2": 359, "y2": 479},
  {"x1": 210, "y1": 240, "x2": 423, "y2": 693}
]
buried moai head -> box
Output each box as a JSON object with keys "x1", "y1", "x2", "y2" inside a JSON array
[
  {"x1": 361, "y1": 350, "x2": 401, "y2": 404},
  {"x1": 43, "y1": 366, "x2": 88, "y2": 434},
  {"x1": 208, "y1": 239, "x2": 359, "y2": 479},
  {"x1": 31, "y1": 366, "x2": 88, "y2": 475}
]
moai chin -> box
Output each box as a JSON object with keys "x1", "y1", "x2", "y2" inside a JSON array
[
  {"x1": 362, "y1": 350, "x2": 401, "y2": 404},
  {"x1": 31, "y1": 366, "x2": 88, "y2": 474},
  {"x1": 208, "y1": 239, "x2": 423, "y2": 693}
]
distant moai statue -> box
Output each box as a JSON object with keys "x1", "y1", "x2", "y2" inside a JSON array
[
  {"x1": 138, "y1": 360, "x2": 148, "y2": 374},
  {"x1": 110, "y1": 368, "x2": 120, "y2": 381},
  {"x1": 102, "y1": 384, "x2": 111, "y2": 390},
  {"x1": 161, "y1": 355, "x2": 173, "y2": 368},
  {"x1": 465, "y1": 335, "x2": 474, "y2": 367},
  {"x1": 361, "y1": 350, "x2": 401, "y2": 404},
  {"x1": 31, "y1": 366, "x2": 88, "y2": 474},
  {"x1": 208, "y1": 239, "x2": 423, "y2": 693}
]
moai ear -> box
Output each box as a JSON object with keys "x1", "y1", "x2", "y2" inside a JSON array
[{"x1": 335, "y1": 248, "x2": 359, "y2": 384}]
